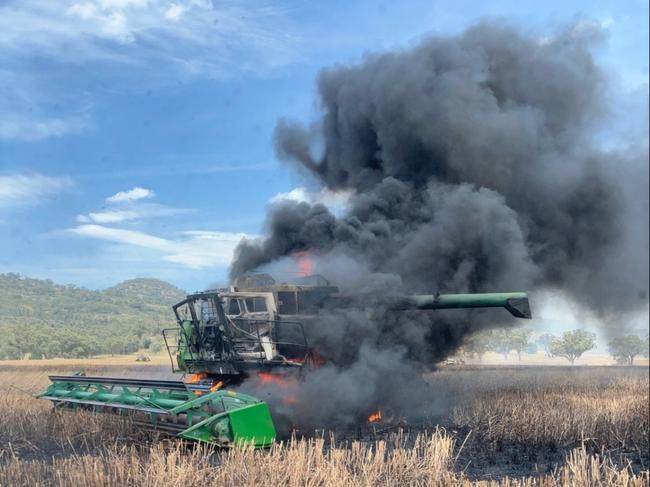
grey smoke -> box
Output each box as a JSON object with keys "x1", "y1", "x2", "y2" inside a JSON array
[{"x1": 231, "y1": 20, "x2": 649, "y2": 429}]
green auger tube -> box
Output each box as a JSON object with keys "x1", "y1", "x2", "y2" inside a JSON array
[
  {"x1": 38, "y1": 376, "x2": 276, "y2": 447},
  {"x1": 392, "y1": 292, "x2": 532, "y2": 319}
]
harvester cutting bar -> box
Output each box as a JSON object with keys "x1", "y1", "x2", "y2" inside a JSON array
[
  {"x1": 38, "y1": 376, "x2": 275, "y2": 447},
  {"x1": 47, "y1": 375, "x2": 189, "y2": 390}
]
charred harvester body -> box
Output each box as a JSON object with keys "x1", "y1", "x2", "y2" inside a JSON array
[{"x1": 39, "y1": 273, "x2": 531, "y2": 447}]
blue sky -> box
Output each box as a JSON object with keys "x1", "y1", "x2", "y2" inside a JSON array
[{"x1": 0, "y1": 0, "x2": 648, "y2": 297}]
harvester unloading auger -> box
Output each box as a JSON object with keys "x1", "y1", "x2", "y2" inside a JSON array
[{"x1": 38, "y1": 274, "x2": 531, "y2": 447}]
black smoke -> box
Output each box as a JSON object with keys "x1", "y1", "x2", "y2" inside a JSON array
[{"x1": 231, "y1": 21, "x2": 649, "y2": 429}]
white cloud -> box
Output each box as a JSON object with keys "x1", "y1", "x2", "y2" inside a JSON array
[
  {"x1": 1, "y1": 1, "x2": 299, "y2": 73},
  {"x1": 0, "y1": 0, "x2": 299, "y2": 141},
  {"x1": 165, "y1": 231, "x2": 247, "y2": 268},
  {"x1": 0, "y1": 70, "x2": 92, "y2": 141},
  {"x1": 165, "y1": 3, "x2": 185, "y2": 21},
  {"x1": 600, "y1": 16, "x2": 615, "y2": 29},
  {"x1": 0, "y1": 114, "x2": 89, "y2": 141},
  {"x1": 69, "y1": 224, "x2": 249, "y2": 268},
  {"x1": 77, "y1": 203, "x2": 192, "y2": 223},
  {"x1": 70, "y1": 224, "x2": 169, "y2": 248},
  {"x1": 100, "y1": 11, "x2": 132, "y2": 43},
  {"x1": 99, "y1": 0, "x2": 149, "y2": 9},
  {"x1": 106, "y1": 186, "x2": 154, "y2": 203},
  {"x1": 88, "y1": 161, "x2": 274, "y2": 178},
  {"x1": 0, "y1": 173, "x2": 74, "y2": 209},
  {"x1": 68, "y1": 3, "x2": 97, "y2": 19},
  {"x1": 81, "y1": 209, "x2": 143, "y2": 223},
  {"x1": 270, "y1": 187, "x2": 352, "y2": 214},
  {"x1": 77, "y1": 187, "x2": 192, "y2": 223},
  {"x1": 69, "y1": 186, "x2": 248, "y2": 270}
]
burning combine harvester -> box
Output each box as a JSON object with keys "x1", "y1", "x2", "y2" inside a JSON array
[{"x1": 38, "y1": 274, "x2": 531, "y2": 447}]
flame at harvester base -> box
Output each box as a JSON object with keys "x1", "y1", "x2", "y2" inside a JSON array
[{"x1": 368, "y1": 411, "x2": 382, "y2": 423}]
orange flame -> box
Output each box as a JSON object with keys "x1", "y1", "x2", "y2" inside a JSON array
[
  {"x1": 284, "y1": 394, "x2": 298, "y2": 405},
  {"x1": 258, "y1": 372, "x2": 298, "y2": 405},
  {"x1": 368, "y1": 410, "x2": 382, "y2": 423},
  {"x1": 285, "y1": 353, "x2": 325, "y2": 367},
  {"x1": 185, "y1": 373, "x2": 207, "y2": 384},
  {"x1": 188, "y1": 378, "x2": 224, "y2": 397},
  {"x1": 285, "y1": 351, "x2": 328, "y2": 368},
  {"x1": 258, "y1": 372, "x2": 291, "y2": 388},
  {"x1": 294, "y1": 251, "x2": 314, "y2": 277},
  {"x1": 308, "y1": 351, "x2": 328, "y2": 367}
]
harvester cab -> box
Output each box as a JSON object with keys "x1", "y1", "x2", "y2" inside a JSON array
[
  {"x1": 162, "y1": 288, "x2": 311, "y2": 382},
  {"x1": 229, "y1": 273, "x2": 339, "y2": 317}
]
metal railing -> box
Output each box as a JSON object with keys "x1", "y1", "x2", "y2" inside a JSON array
[
  {"x1": 162, "y1": 327, "x2": 207, "y2": 374},
  {"x1": 162, "y1": 328, "x2": 181, "y2": 372},
  {"x1": 227, "y1": 318, "x2": 310, "y2": 363},
  {"x1": 162, "y1": 318, "x2": 310, "y2": 371}
]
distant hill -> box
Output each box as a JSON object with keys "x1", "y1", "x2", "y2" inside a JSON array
[
  {"x1": 0, "y1": 273, "x2": 186, "y2": 359},
  {"x1": 105, "y1": 278, "x2": 187, "y2": 305}
]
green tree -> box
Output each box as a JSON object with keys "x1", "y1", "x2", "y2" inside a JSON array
[
  {"x1": 525, "y1": 342, "x2": 538, "y2": 354},
  {"x1": 537, "y1": 333, "x2": 556, "y2": 356},
  {"x1": 509, "y1": 329, "x2": 532, "y2": 361},
  {"x1": 548, "y1": 330, "x2": 596, "y2": 364},
  {"x1": 487, "y1": 329, "x2": 513, "y2": 359},
  {"x1": 149, "y1": 340, "x2": 164, "y2": 354},
  {"x1": 608, "y1": 335, "x2": 646, "y2": 365},
  {"x1": 0, "y1": 274, "x2": 185, "y2": 359},
  {"x1": 486, "y1": 329, "x2": 532, "y2": 361},
  {"x1": 462, "y1": 331, "x2": 491, "y2": 361}
]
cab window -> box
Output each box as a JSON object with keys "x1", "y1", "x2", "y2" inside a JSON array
[
  {"x1": 226, "y1": 298, "x2": 241, "y2": 315},
  {"x1": 277, "y1": 291, "x2": 297, "y2": 314},
  {"x1": 244, "y1": 297, "x2": 268, "y2": 313}
]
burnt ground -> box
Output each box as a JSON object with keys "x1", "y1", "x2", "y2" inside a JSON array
[
  {"x1": 305, "y1": 365, "x2": 649, "y2": 481},
  {"x1": 337, "y1": 421, "x2": 648, "y2": 481}
]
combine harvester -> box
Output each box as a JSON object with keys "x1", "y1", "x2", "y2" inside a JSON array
[{"x1": 39, "y1": 274, "x2": 531, "y2": 447}]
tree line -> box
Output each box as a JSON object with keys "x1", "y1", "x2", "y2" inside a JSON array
[
  {"x1": 0, "y1": 274, "x2": 185, "y2": 360},
  {"x1": 461, "y1": 328, "x2": 649, "y2": 365}
]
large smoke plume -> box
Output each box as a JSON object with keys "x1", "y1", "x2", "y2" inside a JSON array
[{"x1": 232, "y1": 21, "x2": 649, "y2": 429}]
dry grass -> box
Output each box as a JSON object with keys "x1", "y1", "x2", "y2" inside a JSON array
[
  {"x1": 0, "y1": 434, "x2": 647, "y2": 486},
  {"x1": 425, "y1": 367, "x2": 649, "y2": 478},
  {"x1": 451, "y1": 375, "x2": 649, "y2": 451},
  {"x1": 0, "y1": 390, "x2": 134, "y2": 455},
  {"x1": 0, "y1": 360, "x2": 648, "y2": 486},
  {"x1": 0, "y1": 354, "x2": 170, "y2": 368},
  {"x1": 0, "y1": 368, "x2": 155, "y2": 456}
]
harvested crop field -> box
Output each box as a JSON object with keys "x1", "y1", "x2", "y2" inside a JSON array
[{"x1": 0, "y1": 360, "x2": 647, "y2": 486}]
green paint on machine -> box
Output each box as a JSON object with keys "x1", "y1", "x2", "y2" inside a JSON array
[
  {"x1": 37, "y1": 376, "x2": 276, "y2": 447},
  {"x1": 228, "y1": 402, "x2": 276, "y2": 446}
]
